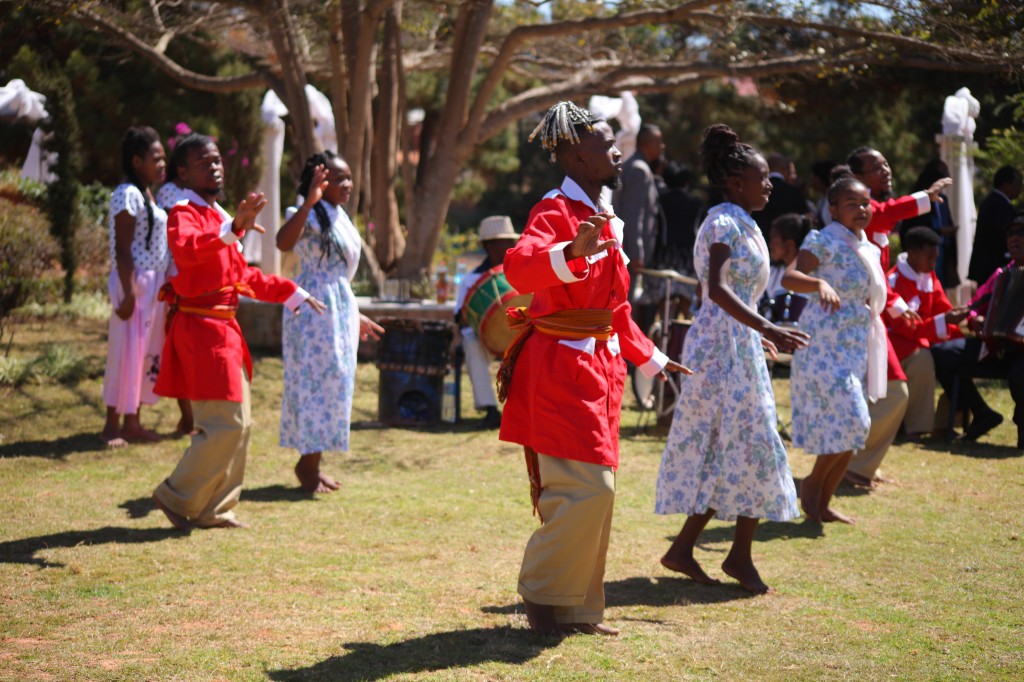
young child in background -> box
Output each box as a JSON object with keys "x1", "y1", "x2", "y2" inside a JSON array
[
  {"x1": 784, "y1": 167, "x2": 886, "y2": 524},
  {"x1": 655, "y1": 124, "x2": 808, "y2": 594},
  {"x1": 100, "y1": 126, "x2": 170, "y2": 448},
  {"x1": 277, "y1": 151, "x2": 383, "y2": 493},
  {"x1": 885, "y1": 227, "x2": 969, "y2": 442}
]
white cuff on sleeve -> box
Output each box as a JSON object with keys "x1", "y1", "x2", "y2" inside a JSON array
[
  {"x1": 912, "y1": 191, "x2": 931, "y2": 215},
  {"x1": 219, "y1": 220, "x2": 240, "y2": 245},
  {"x1": 637, "y1": 346, "x2": 670, "y2": 378},
  {"x1": 284, "y1": 287, "x2": 309, "y2": 313},
  {"x1": 887, "y1": 297, "x2": 909, "y2": 317},
  {"x1": 549, "y1": 242, "x2": 588, "y2": 284},
  {"x1": 935, "y1": 313, "x2": 948, "y2": 340}
]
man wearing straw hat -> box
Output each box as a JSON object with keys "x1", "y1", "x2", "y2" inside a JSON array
[
  {"x1": 453, "y1": 215, "x2": 520, "y2": 429},
  {"x1": 497, "y1": 102, "x2": 689, "y2": 636}
]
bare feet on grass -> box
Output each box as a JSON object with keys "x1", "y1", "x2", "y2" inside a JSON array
[
  {"x1": 559, "y1": 622, "x2": 619, "y2": 636},
  {"x1": 660, "y1": 553, "x2": 721, "y2": 585},
  {"x1": 821, "y1": 507, "x2": 856, "y2": 524},
  {"x1": 523, "y1": 598, "x2": 559, "y2": 636},
  {"x1": 202, "y1": 518, "x2": 250, "y2": 529},
  {"x1": 721, "y1": 556, "x2": 773, "y2": 594},
  {"x1": 174, "y1": 418, "x2": 196, "y2": 438},
  {"x1": 295, "y1": 454, "x2": 341, "y2": 493},
  {"x1": 120, "y1": 424, "x2": 161, "y2": 443},
  {"x1": 152, "y1": 495, "x2": 193, "y2": 532},
  {"x1": 100, "y1": 429, "x2": 128, "y2": 449}
]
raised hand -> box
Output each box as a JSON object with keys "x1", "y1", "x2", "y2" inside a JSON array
[
  {"x1": 233, "y1": 192, "x2": 268, "y2": 235},
  {"x1": 927, "y1": 177, "x2": 953, "y2": 202},
  {"x1": 566, "y1": 213, "x2": 618, "y2": 260},
  {"x1": 304, "y1": 164, "x2": 329, "y2": 208},
  {"x1": 360, "y1": 314, "x2": 384, "y2": 341}
]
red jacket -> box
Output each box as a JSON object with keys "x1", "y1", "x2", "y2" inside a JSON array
[
  {"x1": 866, "y1": 193, "x2": 931, "y2": 272},
  {"x1": 155, "y1": 194, "x2": 304, "y2": 402},
  {"x1": 885, "y1": 254, "x2": 963, "y2": 361},
  {"x1": 498, "y1": 178, "x2": 665, "y2": 468}
]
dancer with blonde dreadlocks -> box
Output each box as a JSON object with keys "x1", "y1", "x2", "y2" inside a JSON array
[{"x1": 498, "y1": 101, "x2": 690, "y2": 636}]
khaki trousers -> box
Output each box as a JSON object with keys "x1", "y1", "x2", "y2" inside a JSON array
[
  {"x1": 848, "y1": 379, "x2": 908, "y2": 480},
  {"x1": 518, "y1": 454, "x2": 615, "y2": 625},
  {"x1": 154, "y1": 368, "x2": 252, "y2": 527},
  {"x1": 462, "y1": 335, "x2": 498, "y2": 409},
  {"x1": 901, "y1": 348, "x2": 937, "y2": 435}
]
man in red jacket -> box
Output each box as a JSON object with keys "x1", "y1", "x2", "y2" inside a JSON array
[
  {"x1": 885, "y1": 227, "x2": 970, "y2": 437},
  {"x1": 152, "y1": 134, "x2": 324, "y2": 531},
  {"x1": 498, "y1": 102, "x2": 686, "y2": 636}
]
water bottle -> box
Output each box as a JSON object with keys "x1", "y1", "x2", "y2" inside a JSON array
[
  {"x1": 454, "y1": 261, "x2": 467, "y2": 290},
  {"x1": 441, "y1": 367, "x2": 457, "y2": 423}
]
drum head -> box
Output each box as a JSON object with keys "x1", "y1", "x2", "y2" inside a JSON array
[{"x1": 479, "y1": 292, "x2": 532, "y2": 358}]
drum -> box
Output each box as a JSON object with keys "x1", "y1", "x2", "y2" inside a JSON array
[
  {"x1": 981, "y1": 265, "x2": 1024, "y2": 347},
  {"x1": 377, "y1": 318, "x2": 455, "y2": 425},
  {"x1": 462, "y1": 265, "x2": 532, "y2": 358}
]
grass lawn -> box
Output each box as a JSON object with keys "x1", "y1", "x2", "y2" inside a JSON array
[{"x1": 1, "y1": 312, "x2": 1022, "y2": 681}]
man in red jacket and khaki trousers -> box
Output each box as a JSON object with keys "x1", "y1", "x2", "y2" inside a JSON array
[
  {"x1": 497, "y1": 103, "x2": 687, "y2": 636},
  {"x1": 152, "y1": 134, "x2": 324, "y2": 530}
]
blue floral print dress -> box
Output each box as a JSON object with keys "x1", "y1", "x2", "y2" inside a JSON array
[
  {"x1": 790, "y1": 226, "x2": 874, "y2": 455},
  {"x1": 280, "y1": 201, "x2": 362, "y2": 454},
  {"x1": 655, "y1": 203, "x2": 799, "y2": 522}
]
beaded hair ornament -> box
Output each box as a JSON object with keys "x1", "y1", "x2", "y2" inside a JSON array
[{"x1": 529, "y1": 101, "x2": 599, "y2": 162}]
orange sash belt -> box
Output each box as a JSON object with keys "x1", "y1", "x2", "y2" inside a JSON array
[
  {"x1": 159, "y1": 282, "x2": 256, "y2": 332},
  {"x1": 494, "y1": 306, "x2": 614, "y2": 523}
]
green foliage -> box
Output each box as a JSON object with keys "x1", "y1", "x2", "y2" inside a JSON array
[
  {"x1": 0, "y1": 197, "x2": 60, "y2": 319},
  {"x1": 0, "y1": 343, "x2": 91, "y2": 386},
  {"x1": 214, "y1": 60, "x2": 265, "y2": 206},
  {"x1": 976, "y1": 93, "x2": 1024, "y2": 182},
  {"x1": 0, "y1": 168, "x2": 47, "y2": 206}
]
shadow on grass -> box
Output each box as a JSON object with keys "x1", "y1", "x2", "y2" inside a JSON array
[
  {"x1": 267, "y1": 626, "x2": 555, "y2": 681},
  {"x1": 119, "y1": 485, "x2": 315, "y2": 520},
  {"x1": 482, "y1": 575, "x2": 754, "y2": 618},
  {"x1": 0, "y1": 432, "x2": 107, "y2": 460},
  {"x1": 692, "y1": 519, "x2": 826, "y2": 545},
  {"x1": 921, "y1": 438, "x2": 1023, "y2": 460},
  {"x1": 0, "y1": 526, "x2": 182, "y2": 567}
]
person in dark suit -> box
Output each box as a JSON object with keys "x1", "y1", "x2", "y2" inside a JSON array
[
  {"x1": 751, "y1": 153, "x2": 810, "y2": 235},
  {"x1": 613, "y1": 124, "x2": 664, "y2": 305},
  {"x1": 968, "y1": 165, "x2": 1021, "y2": 284}
]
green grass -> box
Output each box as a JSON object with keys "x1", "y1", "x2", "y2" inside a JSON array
[{"x1": 0, "y1": 314, "x2": 1022, "y2": 681}]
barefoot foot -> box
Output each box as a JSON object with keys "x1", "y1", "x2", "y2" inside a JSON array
[
  {"x1": 120, "y1": 425, "x2": 162, "y2": 443},
  {"x1": 317, "y1": 472, "x2": 341, "y2": 492},
  {"x1": 721, "y1": 557, "x2": 773, "y2": 594},
  {"x1": 821, "y1": 507, "x2": 856, "y2": 524},
  {"x1": 174, "y1": 418, "x2": 197, "y2": 438},
  {"x1": 100, "y1": 432, "x2": 129, "y2": 449},
  {"x1": 523, "y1": 598, "x2": 559, "y2": 635},
  {"x1": 558, "y1": 622, "x2": 619, "y2": 636},
  {"x1": 152, "y1": 495, "x2": 193, "y2": 531},
  {"x1": 660, "y1": 554, "x2": 720, "y2": 585}
]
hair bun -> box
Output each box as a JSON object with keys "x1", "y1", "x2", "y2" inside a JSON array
[{"x1": 829, "y1": 164, "x2": 854, "y2": 184}]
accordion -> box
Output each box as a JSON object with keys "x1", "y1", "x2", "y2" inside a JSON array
[{"x1": 981, "y1": 265, "x2": 1024, "y2": 348}]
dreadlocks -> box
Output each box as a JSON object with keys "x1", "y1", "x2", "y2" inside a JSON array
[{"x1": 529, "y1": 101, "x2": 601, "y2": 161}]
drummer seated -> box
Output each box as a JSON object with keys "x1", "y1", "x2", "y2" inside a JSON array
[
  {"x1": 932, "y1": 214, "x2": 1024, "y2": 447},
  {"x1": 454, "y1": 215, "x2": 520, "y2": 430},
  {"x1": 760, "y1": 213, "x2": 812, "y2": 321},
  {"x1": 886, "y1": 227, "x2": 970, "y2": 439}
]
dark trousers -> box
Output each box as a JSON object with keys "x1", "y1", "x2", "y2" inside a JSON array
[{"x1": 931, "y1": 338, "x2": 1024, "y2": 442}]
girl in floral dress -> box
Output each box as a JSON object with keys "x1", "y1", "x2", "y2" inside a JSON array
[
  {"x1": 278, "y1": 152, "x2": 383, "y2": 493},
  {"x1": 782, "y1": 168, "x2": 886, "y2": 525},
  {"x1": 655, "y1": 125, "x2": 808, "y2": 593},
  {"x1": 100, "y1": 126, "x2": 171, "y2": 448}
]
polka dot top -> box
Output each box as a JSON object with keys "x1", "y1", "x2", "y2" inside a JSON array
[
  {"x1": 155, "y1": 182, "x2": 190, "y2": 211},
  {"x1": 108, "y1": 183, "x2": 170, "y2": 273}
]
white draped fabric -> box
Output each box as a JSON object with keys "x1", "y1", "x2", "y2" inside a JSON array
[{"x1": 937, "y1": 87, "x2": 980, "y2": 299}]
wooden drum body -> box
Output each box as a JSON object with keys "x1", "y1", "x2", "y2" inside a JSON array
[{"x1": 463, "y1": 265, "x2": 532, "y2": 358}]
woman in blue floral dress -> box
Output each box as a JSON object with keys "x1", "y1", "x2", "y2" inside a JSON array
[
  {"x1": 783, "y1": 168, "x2": 887, "y2": 525},
  {"x1": 655, "y1": 125, "x2": 808, "y2": 593},
  {"x1": 278, "y1": 152, "x2": 383, "y2": 493}
]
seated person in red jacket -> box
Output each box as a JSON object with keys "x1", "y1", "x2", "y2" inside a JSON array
[
  {"x1": 886, "y1": 227, "x2": 970, "y2": 437},
  {"x1": 151, "y1": 134, "x2": 325, "y2": 531},
  {"x1": 932, "y1": 212, "x2": 1024, "y2": 446}
]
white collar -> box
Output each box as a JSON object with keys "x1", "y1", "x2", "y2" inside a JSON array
[
  {"x1": 993, "y1": 188, "x2": 1011, "y2": 203},
  {"x1": 895, "y1": 252, "x2": 934, "y2": 292},
  {"x1": 559, "y1": 176, "x2": 611, "y2": 213},
  {"x1": 181, "y1": 189, "x2": 230, "y2": 220},
  {"x1": 707, "y1": 202, "x2": 762, "y2": 234}
]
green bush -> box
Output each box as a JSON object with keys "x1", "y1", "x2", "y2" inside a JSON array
[
  {"x1": 0, "y1": 197, "x2": 60, "y2": 317},
  {"x1": 0, "y1": 344, "x2": 92, "y2": 386}
]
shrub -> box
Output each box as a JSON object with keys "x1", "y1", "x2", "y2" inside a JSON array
[{"x1": 0, "y1": 197, "x2": 60, "y2": 318}]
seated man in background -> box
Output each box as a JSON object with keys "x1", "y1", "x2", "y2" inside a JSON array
[
  {"x1": 934, "y1": 212, "x2": 1024, "y2": 447},
  {"x1": 453, "y1": 215, "x2": 520, "y2": 429},
  {"x1": 886, "y1": 227, "x2": 969, "y2": 439}
]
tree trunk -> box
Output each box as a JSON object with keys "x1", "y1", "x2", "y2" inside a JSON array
[
  {"x1": 370, "y1": 3, "x2": 405, "y2": 271},
  {"x1": 265, "y1": 0, "x2": 317, "y2": 161}
]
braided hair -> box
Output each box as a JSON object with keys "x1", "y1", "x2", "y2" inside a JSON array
[
  {"x1": 121, "y1": 126, "x2": 161, "y2": 251},
  {"x1": 826, "y1": 164, "x2": 867, "y2": 206},
  {"x1": 297, "y1": 151, "x2": 347, "y2": 265},
  {"x1": 699, "y1": 124, "x2": 762, "y2": 192},
  {"x1": 529, "y1": 101, "x2": 601, "y2": 161}
]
